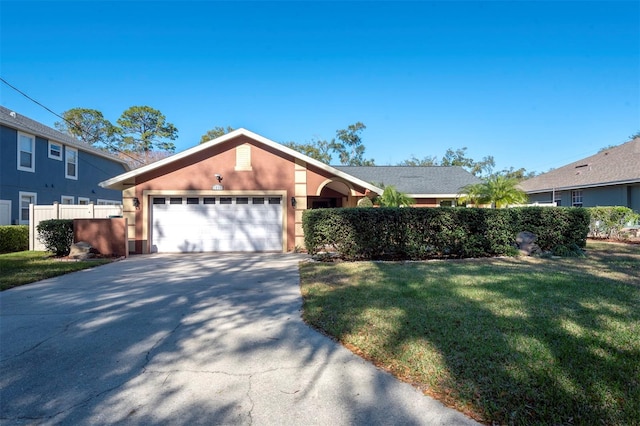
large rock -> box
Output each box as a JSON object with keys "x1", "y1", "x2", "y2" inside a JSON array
[
  {"x1": 69, "y1": 241, "x2": 96, "y2": 260},
  {"x1": 516, "y1": 231, "x2": 540, "y2": 256}
]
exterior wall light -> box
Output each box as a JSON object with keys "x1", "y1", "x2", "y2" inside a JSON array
[
  {"x1": 133, "y1": 197, "x2": 140, "y2": 209},
  {"x1": 291, "y1": 197, "x2": 297, "y2": 207}
]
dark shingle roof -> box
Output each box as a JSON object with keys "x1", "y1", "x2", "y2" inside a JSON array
[
  {"x1": 519, "y1": 138, "x2": 640, "y2": 193},
  {"x1": 0, "y1": 105, "x2": 129, "y2": 167},
  {"x1": 334, "y1": 166, "x2": 482, "y2": 196}
]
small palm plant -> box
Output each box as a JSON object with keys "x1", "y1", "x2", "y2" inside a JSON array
[
  {"x1": 376, "y1": 185, "x2": 415, "y2": 207},
  {"x1": 460, "y1": 175, "x2": 528, "y2": 208}
]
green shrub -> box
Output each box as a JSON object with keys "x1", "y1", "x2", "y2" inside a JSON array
[
  {"x1": 552, "y1": 243, "x2": 585, "y2": 257},
  {"x1": 588, "y1": 206, "x2": 638, "y2": 239},
  {"x1": 513, "y1": 207, "x2": 590, "y2": 251},
  {"x1": 303, "y1": 207, "x2": 590, "y2": 260},
  {"x1": 0, "y1": 225, "x2": 29, "y2": 253},
  {"x1": 356, "y1": 197, "x2": 374, "y2": 207},
  {"x1": 36, "y1": 219, "x2": 74, "y2": 256}
]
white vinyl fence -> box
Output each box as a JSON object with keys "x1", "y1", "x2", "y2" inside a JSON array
[
  {"x1": 29, "y1": 204, "x2": 123, "y2": 251},
  {"x1": 508, "y1": 202, "x2": 557, "y2": 208}
]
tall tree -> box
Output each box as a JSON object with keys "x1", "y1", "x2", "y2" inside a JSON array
[
  {"x1": 200, "y1": 126, "x2": 235, "y2": 144},
  {"x1": 599, "y1": 144, "x2": 620, "y2": 152},
  {"x1": 495, "y1": 166, "x2": 537, "y2": 181},
  {"x1": 399, "y1": 147, "x2": 495, "y2": 177},
  {"x1": 116, "y1": 106, "x2": 178, "y2": 157},
  {"x1": 282, "y1": 122, "x2": 374, "y2": 165},
  {"x1": 55, "y1": 108, "x2": 120, "y2": 149},
  {"x1": 397, "y1": 155, "x2": 438, "y2": 166},
  {"x1": 459, "y1": 175, "x2": 528, "y2": 208},
  {"x1": 283, "y1": 139, "x2": 332, "y2": 164},
  {"x1": 331, "y1": 122, "x2": 375, "y2": 166},
  {"x1": 440, "y1": 147, "x2": 495, "y2": 177},
  {"x1": 114, "y1": 150, "x2": 172, "y2": 169},
  {"x1": 440, "y1": 147, "x2": 475, "y2": 168},
  {"x1": 470, "y1": 155, "x2": 496, "y2": 177}
]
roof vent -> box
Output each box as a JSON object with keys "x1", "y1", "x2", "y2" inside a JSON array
[
  {"x1": 9, "y1": 111, "x2": 16, "y2": 118},
  {"x1": 575, "y1": 163, "x2": 589, "y2": 169}
]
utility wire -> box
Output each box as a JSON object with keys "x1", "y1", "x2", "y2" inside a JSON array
[
  {"x1": 0, "y1": 77, "x2": 72, "y2": 123},
  {"x1": 0, "y1": 77, "x2": 145, "y2": 167}
]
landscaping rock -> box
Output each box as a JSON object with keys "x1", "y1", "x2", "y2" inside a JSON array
[
  {"x1": 516, "y1": 231, "x2": 541, "y2": 256},
  {"x1": 69, "y1": 241, "x2": 96, "y2": 260}
]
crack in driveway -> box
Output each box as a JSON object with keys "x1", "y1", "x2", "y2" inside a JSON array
[{"x1": 0, "y1": 253, "x2": 478, "y2": 425}]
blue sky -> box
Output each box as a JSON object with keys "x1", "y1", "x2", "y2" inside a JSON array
[{"x1": 1, "y1": 1, "x2": 638, "y2": 173}]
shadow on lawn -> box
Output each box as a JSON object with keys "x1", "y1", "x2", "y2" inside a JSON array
[
  {"x1": 302, "y1": 254, "x2": 640, "y2": 425},
  {"x1": 1, "y1": 253, "x2": 444, "y2": 425}
]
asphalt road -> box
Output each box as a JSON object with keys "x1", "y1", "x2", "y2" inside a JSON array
[{"x1": 0, "y1": 253, "x2": 478, "y2": 425}]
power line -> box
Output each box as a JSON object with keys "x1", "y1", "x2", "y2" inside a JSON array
[
  {"x1": 0, "y1": 77, "x2": 145, "y2": 167},
  {"x1": 1, "y1": 77, "x2": 71, "y2": 124}
]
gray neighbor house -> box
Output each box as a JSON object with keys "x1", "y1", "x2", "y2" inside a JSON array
[
  {"x1": 519, "y1": 137, "x2": 640, "y2": 213},
  {"x1": 0, "y1": 106, "x2": 129, "y2": 225},
  {"x1": 335, "y1": 166, "x2": 482, "y2": 207}
]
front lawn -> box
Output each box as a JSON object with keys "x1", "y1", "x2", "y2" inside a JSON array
[
  {"x1": 300, "y1": 241, "x2": 640, "y2": 425},
  {"x1": 0, "y1": 251, "x2": 114, "y2": 291}
]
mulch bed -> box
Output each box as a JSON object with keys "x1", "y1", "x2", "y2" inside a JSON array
[{"x1": 588, "y1": 237, "x2": 640, "y2": 245}]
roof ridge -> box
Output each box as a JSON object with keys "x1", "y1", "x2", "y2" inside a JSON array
[
  {"x1": 519, "y1": 138, "x2": 639, "y2": 192},
  {"x1": 0, "y1": 105, "x2": 128, "y2": 166}
]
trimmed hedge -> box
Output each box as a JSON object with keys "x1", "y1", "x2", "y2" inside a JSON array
[
  {"x1": 36, "y1": 219, "x2": 74, "y2": 256},
  {"x1": 303, "y1": 207, "x2": 590, "y2": 260},
  {"x1": 0, "y1": 225, "x2": 29, "y2": 253}
]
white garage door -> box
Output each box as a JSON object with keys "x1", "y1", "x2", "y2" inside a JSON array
[{"x1": 152, "y1": 196, "x2": 283, "y2": 252}]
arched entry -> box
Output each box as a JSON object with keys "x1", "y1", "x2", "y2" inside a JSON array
[{"x1": 309, "y1": 179, "x2": 354, "y2": 209}]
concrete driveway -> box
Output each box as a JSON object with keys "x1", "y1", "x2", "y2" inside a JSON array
[{"x1": 0, "y1": 253, "x2": 478, "y2": 425}]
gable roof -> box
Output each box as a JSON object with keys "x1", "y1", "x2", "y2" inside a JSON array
[
  {"x1": 0, "y1": 105, "x2": 130, "y2": 169},
  {"x1": 334, "y1": 166, "x2": 482, "y2": 197},
  {"x1": 519, "y1": 138, "x2": 640, "y2": 193},
  {"x1": 99, "y1": 128, "x2": 384, "y2": 193}
]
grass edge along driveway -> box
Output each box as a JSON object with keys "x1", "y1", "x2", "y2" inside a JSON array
[
  {"x1": 0, "y1": 251, "x2": 114, "y2": 291},
  {"x1": 299, "y1": 242, "x2": 640, "y2": 425}
]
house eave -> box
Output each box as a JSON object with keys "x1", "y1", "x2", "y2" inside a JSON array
[
  {"x1": 99, "y1": 128, "x2": 383, "y2": 194},
  {"x1": 0, "y1": 113, "x2": 130, "y2": 170},
  {"x1": 406, "y1": 193, "x2": 462, "y2": 198},
  {"x1": 523, "y1": 178, "x2": 640, "y2": 194}
]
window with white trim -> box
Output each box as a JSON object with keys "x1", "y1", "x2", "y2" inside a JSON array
[
  {"x1": 19, "y1": 192, "x2": 37, "y2": 224},
  {"x1": 554, "y1": 191, "x2": 562, "y2": 207},
  {"x1": 17, "y1": 132, "x2": 35, "y2": 172},
  {"x1": 65, "y1": 147, "x2": 78, "y2": 179},
  {"x1": 571, "y1": 190, "x2": 583, "y2": 207},
  {"x1": 61, "y1": 196, "x2": 74, "y2": 205},
  {"x1": 49, "y1": 141, "x2": 63, "y2": 160},
  {"x1": 78, "y1": 197, "x2": 90, "y2": 205}
]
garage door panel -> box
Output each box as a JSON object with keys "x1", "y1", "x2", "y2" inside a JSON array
[{"x1": 152, "y1": 196, "x2": 282, "y2": 253}]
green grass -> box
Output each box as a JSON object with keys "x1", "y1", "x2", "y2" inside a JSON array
[
  {"x1": 300, "y1": 241, "x2": 640, "y2": 425},
  {"x1": 0, "y1": 251, "x2": 114, "y2": 291}
]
